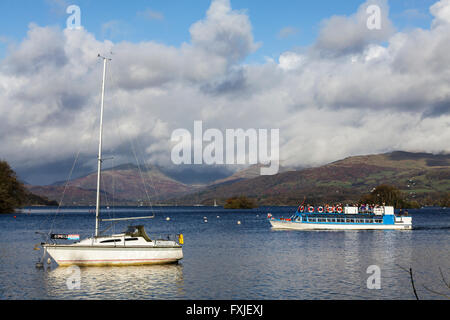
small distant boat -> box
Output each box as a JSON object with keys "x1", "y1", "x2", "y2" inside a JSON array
[
  {"x1": 269, "y1": 205, "x2": 412, "y2": 230},
  {"x1": 40, "y1": 56, "x2": 183, "y2": 267}
]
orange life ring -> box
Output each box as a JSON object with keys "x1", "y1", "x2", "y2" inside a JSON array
[
  {"x1": 318, "y1": 206, "x2": 324, "y2": 213},
  {"x1": 337, "y1": 207, "x2": 343, "y2": 213},
  {"x1": 308, "y1": 206, "x2": 315, "y2": 213},
  {"x1": 328, "y1": 207, "x2": 334, "y2": 213},
  {"x1": 298, "y1": 205, "x2": 304, "y2": 213}
]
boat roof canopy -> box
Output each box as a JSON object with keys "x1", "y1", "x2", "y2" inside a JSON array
[{"x1": 125, "y1": 225, "x2": 152, "y2": 242}]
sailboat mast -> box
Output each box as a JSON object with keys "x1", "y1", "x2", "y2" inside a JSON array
[{"x1": 95, "y1": 56, "x2": 108, "y2": 238}]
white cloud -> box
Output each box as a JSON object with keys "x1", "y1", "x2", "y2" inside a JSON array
[
  {"x1": 189, "y1": 0, "x2": 260, "y2": 65},
  {"x1": 314, "y1": 0, "x2": 395, "y2": 56},
  {"x1": 138, "y1": 9, "x2": 165, "y2": 21},
  {"x1": 1, "y1": 0, "x2": 450, "y2": 184},
  {"x1": 430, "y1": 0, "x2": 450, "y2": 26},
  {"x1": 278, "y1": 27, "x2": 299, "y2": 39},
  {"x1": 101, "y1": 20, "x2": 130, "y2": 40},
  {"x1": 278, "y1": 52, "x2": 305, "y2": 70}
]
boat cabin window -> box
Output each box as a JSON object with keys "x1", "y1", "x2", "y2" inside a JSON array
[
  {"x1": 100, "y1": 239, "x2": 122, "y2": 244},
  {"x1": 125, "y1": 238, "x2": 139, "y2": 241}
]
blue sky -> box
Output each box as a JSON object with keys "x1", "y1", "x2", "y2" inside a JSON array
[{"x1": 0, "y1": 0, "x2": 435, "y2": 62}]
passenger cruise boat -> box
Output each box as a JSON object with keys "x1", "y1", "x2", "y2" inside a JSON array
[{"x1": 268, "y1": 205, "x2": 412, "y2": 230}]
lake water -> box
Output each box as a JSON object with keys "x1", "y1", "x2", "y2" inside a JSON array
[{"x1": 0, "y1": 206, "x2": 449, "y2": 300}]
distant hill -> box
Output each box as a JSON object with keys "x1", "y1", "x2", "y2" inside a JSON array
[
  {"x1": 25, "y1": 152, "x2": 450, "y2": 207},
  {"x1": 170, "y1": 151, "x2": 450, "y2": 206},
  {"x1": 209, "y1": 163, "x2": 292, "y2": 186},
  {"x1": 26, "y1": 164, "x2": 192, "y2": 206},
  {"x1": 23, "y1": 189, "x2": 59, "y2": 207}
]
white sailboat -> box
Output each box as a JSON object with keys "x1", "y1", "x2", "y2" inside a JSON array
[{"x1": 41, "y1": 56, "x2": 183, "y2": 267}]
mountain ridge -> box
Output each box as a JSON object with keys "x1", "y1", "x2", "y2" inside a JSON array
[
  {"x1": 25, "y1": 151, "x2": 450, "y2": 206},
  {"x1": 169, "y1": 151, "x2": 450, "y2": 206},
  {"x1": 27, "y1": 163, "x2": 192, "y2": 205}
]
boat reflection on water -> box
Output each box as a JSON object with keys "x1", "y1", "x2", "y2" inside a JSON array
[{"x1": 44, "y1": 264, "x2": 185, "y2": 299}]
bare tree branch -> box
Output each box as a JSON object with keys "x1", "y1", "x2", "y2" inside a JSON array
[
  {"x1": 409, "y1": 268, "x2": 420, "y2": 300},
  {"x1": 439, "y1": 267, "x2": 450, "y2": 289},
  {"x1": 422, "y1": 284, "x2": 450, "y2": 299}
]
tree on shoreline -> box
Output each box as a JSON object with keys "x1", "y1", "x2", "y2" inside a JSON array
[
  {"x1": 360, "y1": 184, "x2": 420, "y2": 209},
  {"x1": 224, "y1": 196, "x2": 257, "y2": 209},
  {"x1": 0, "y1": 160, "x2": 58, "y2": 213},
  {"x1": 0, "y1": 160, "x2": 27, "y2": 213}
]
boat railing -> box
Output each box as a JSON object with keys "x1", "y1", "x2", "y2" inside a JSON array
[
  {"x1": 148, "y1": 233, "x2": 184, "y2": 244},
  {"x1": 295, "y1": 206, "x2": 388, "y2": 215},
  {"x1": 150, "y1": 233, "x2": 177, "y2": 241}
]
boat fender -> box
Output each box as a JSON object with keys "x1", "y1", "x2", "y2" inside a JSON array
[{"x1": 178, "y1": 234, "x2": 184, "y2": 245}]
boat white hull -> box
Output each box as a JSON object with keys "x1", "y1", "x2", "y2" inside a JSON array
[
  {"x1": 269, "y1": 219, "x2": 412, "y2": 231},
  {"x1": 44, "y1": 245, "x2": 183, "y2": 267}
]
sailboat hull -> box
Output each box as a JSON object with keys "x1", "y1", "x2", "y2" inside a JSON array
[{"x1": 44, "y1": 244, "x2": 183, "y2": 267}]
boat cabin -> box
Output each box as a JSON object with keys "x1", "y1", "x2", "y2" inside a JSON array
[{"x1": 125, "y1": 225, "x2": 152, "y2": 242}]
